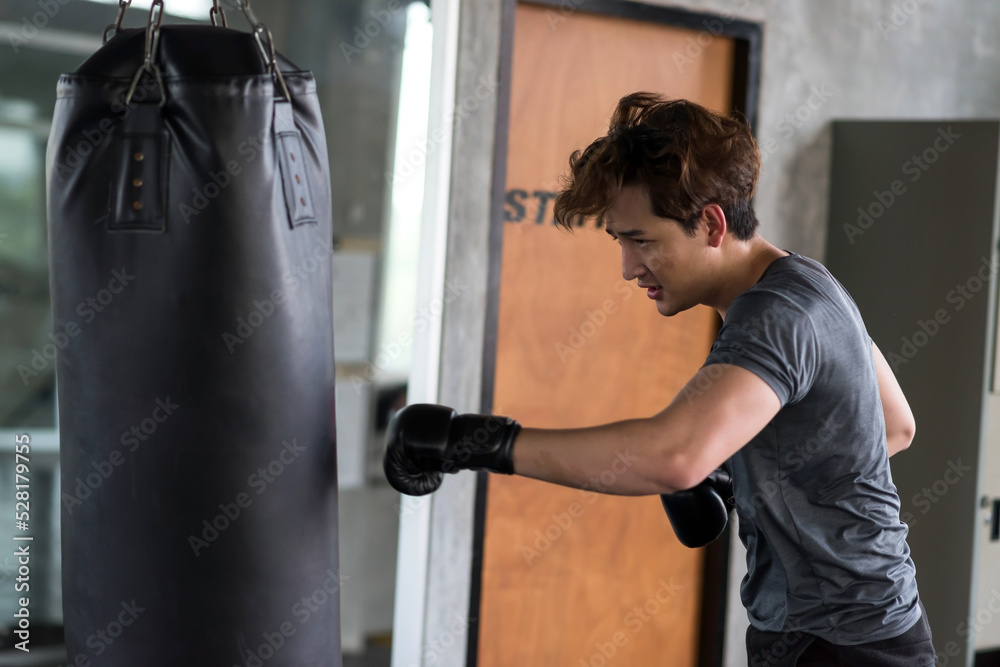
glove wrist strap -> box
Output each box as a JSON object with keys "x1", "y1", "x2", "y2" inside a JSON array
[{"x1": 446, "y1": 414, "x2": 521, "y2": 475}]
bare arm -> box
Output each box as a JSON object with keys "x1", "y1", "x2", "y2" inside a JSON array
[
  {"x1": 511, "y1": 364, "x2": 782, "y2": 495},
  {"x1": 872, "y1": 342, "x2": 916, "y2": 456}
]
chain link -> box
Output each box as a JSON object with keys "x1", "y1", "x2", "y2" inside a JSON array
[
  {"x1": 102, "y1": 0, "x2": 132, "y2": 44},
  {"x1": 209, "y1": 0, "x2": 228, "y2": 27}
]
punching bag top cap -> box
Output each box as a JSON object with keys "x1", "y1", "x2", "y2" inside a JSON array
[
  {"x1": 76, "y1": 25, "x2": 306, "y2": 81},
  {"x1": 70, "y1": 0, "x2": 305, "y2": 105}
]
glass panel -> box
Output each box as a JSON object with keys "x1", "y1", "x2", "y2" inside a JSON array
[
  {"x1": 0, "y1": 124, "x2": 53, "y2": 429},
  {"x1": 0, "y1": 4, "x2": 84, "y2": 654}
]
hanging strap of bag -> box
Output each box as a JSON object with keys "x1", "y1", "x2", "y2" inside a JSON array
[{"x1": 100, "y1": 0, "x2": 316, "y2": 233}]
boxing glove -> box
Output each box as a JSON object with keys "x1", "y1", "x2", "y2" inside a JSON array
[
  {"x1": 660, "y1": 467, "x2": 735, "y2": 548},
  {"x1": 383, "y1": 403, "x2": 522, "y2": 496}
]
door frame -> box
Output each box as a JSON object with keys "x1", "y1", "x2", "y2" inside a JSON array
[{"x1": 469, "y1": 3, "x2": 763, "y2": 666}]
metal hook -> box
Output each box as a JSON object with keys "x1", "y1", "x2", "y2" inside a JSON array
[
  {"x1": 125, "y1": 0, "x2": 166, "y2": 107},
  {"x1": 102, "y1": 0, "x2": 132, "y2": 44},
  {"x1": 253, "y1": 24, "x2": 291, "y2": 102},
  {"x1": 230, "y1": 0, "x2": 292, "y2": 102},
  {"x1": 233, "y1": 0, "x2": 260, "y2": 28}
]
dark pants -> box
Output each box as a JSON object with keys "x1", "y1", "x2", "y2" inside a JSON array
[{"x1": 746, "y1": 608, "x2": 937, "y2": 667}]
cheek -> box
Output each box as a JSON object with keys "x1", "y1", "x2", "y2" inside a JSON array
[{"x1": 644, "y1": 248, "x2": 672, "y2": 274}]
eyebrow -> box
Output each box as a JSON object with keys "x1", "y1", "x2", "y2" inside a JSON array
[{"x1": 605, "y1": 228, "x2": 646, "y2": 238}]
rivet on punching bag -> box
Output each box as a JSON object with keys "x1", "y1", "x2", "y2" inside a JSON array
[{"x1": 45, "y1": 1, "x2": 341, "y2": 664}]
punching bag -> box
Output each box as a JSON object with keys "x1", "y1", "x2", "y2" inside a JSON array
[{"x1": 46, "y1": 1, "x2": 341, "y2": 664}]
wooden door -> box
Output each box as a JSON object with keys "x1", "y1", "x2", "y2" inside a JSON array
[{"x1": 479, "y1": 4, "x2": 736, "y2": 666}]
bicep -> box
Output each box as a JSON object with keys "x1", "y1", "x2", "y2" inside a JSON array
[{"x1": 654, "y1": 364, "x2": 782, "y2": 488}]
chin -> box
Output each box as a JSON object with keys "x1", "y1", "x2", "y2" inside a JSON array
[{"x1": 656, "y1": 299, "x2": 692, "y2": 318}]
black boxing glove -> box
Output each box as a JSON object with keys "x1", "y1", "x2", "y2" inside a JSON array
[
  {"x1": 383, "y1": 403, "x2": 521, "y2": 496},
  {"x1": 660, "y1": 467, "x2": 735, "y2": 548}
]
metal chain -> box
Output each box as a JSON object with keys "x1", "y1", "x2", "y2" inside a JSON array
[
  {"x1": 233, "y1": 0, "x2": 292, "y2": 102},
  {"x1": 209, "y1": 0, "x2": 228, "y2": 28},
  {"x1": 101, "y1": 0, "x2": 290, "y2": 103},
  {"x1": 125, "y1": 0, "x2": 166, "y2": 107},
  {"x1": 102, "y1": 0, "x2": 132, "y2": 44}
]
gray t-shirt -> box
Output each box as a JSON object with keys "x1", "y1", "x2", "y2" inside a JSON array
[{"x1": 704, "y1": 253, "x2": 921, "y2": 645}]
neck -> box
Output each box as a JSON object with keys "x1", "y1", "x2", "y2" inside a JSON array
[{"x1": 709, "y1": 236, "x2": 789, "y2": 320}]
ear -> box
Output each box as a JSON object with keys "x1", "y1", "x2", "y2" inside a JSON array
[{"x1": 700, "y1": 204, "x2": 727, "y2": 248}]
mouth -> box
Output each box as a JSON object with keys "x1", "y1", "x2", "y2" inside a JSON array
[{"x1": 638, "y1": 283, "x2": 663, "y2": 300}]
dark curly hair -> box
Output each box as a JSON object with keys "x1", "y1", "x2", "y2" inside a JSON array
[{"x1": 553, "y1": 92, "x2": 761, "y2": 240}]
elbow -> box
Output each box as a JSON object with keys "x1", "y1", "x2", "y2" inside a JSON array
[
  {"x1": 657, "y1": 450, "x2": 712, "y2": 493},
  {"x1": 899, "y1": 423, "x2": 916, "y2": 451},
  {"x1": 888, "y1": 420, "x2": 916, "y2": 455},
  {"x1": 900, "y1": 414, "x2": 916, "y2": 449}
]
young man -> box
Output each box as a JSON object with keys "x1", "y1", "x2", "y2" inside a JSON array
[{"x1": 383, "y1": 93, "x2": 936, "y2": 666}]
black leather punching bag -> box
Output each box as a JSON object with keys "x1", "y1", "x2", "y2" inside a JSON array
[{"x1": 46, "y1": 2, "x2": 341, "y2": 664}]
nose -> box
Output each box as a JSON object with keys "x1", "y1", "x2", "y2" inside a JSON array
[{"x1": 621, "y1": 244, "x2": 647, "y2": 281}]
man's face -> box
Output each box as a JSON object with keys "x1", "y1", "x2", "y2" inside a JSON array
[{"x1": 604, "y1": 184, "x2": 710, "y2": 317}]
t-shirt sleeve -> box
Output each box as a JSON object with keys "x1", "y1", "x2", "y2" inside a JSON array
[{"x1": 703, "y1": 290, "x2": 819, "y2": 407}]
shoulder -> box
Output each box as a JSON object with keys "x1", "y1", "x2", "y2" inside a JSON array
[
  {"x1": 756, "y1": 253, "x2": 839, "y2": 296},
  {"x1": 728, "y1": 253, "x2": 845, "y2": 325}
]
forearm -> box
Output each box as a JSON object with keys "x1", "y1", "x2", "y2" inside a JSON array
[{"x1": 511, "y1": 420, "x2": 688, "y2": 495}]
